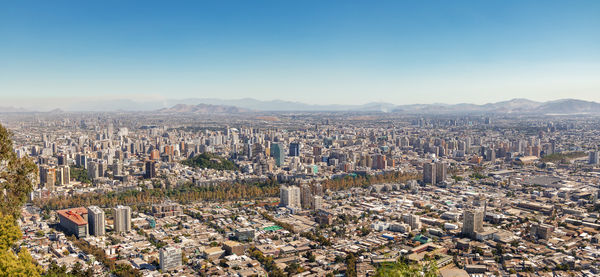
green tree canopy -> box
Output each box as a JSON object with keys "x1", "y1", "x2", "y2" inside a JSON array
[
  {"x1": 0, "y1": 124, "x2": 37, "y2": 218},
  {"x1": 0, "y1": 124, "x2": 41, "y2": 277}
]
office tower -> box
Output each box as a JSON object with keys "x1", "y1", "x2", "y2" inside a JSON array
[
  {"x1": 589, "y1": 151, "x2": 599, "y2": 165},
  {"x1": 270, "y1": 143, "x2": 285, "y2": 166},
  {"x1": 113, "y1": 205, "x2": 131, "y2": 233},
  {"x1": 87, "y1": 161, "x2": 99, "y2": 180},
  {"x1": 279, "y1": 185, "x2": 301, "y2": 208},
  {"x1": 145, "y1": 160, "x2": 156, "y2": 179},
  {"x1": 87, "y1": 206, "x2": 105, "y2": 236},
  {"x1": 159, "y1": 247, "x2": 182, "y2": 271},
  {"x1": 301, "y1": 183, "x2": 313, "y2": 209},
  {"x1": 312, "y1": 195, "x2": 323, "y2": 210},
  {"x1": 289, "y1": 142, "x2": 300, "y2": 157},
  {"x1": 423, "y1": 162, "x2": 436, "y2": 185},
  {"x1": 435, "y1": 162, "x2": 447, "y2": 184},
  {"x1": 462, "y1": 209, "x2": 484, "y2": 238}
]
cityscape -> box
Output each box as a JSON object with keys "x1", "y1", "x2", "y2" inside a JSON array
[{"x1": 1, "y1": 1, "x2": 600, "y2": 277}]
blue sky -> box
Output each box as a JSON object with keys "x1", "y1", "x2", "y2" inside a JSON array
[{"x1": 1, "y1": 0, "x2": 599, "y2": 107}]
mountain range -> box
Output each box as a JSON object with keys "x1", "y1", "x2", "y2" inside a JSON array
[{"x1": 1, "y1": 98, "x2": 600, "y2": 115}]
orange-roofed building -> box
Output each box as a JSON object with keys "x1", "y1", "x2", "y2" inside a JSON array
[{"x1": 57, "y1": 207, "x2": 89, "y2": 238}]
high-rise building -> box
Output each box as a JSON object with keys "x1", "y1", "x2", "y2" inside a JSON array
[
  {"x1": 312, "y1": 195, "x2": 323, "y2": 210},
  {"x1": 435, "y1": 162, "x2": 447, "y2": 184},
  {"x1": 145, "y1": 160, "x2": 156, "y2": 179},
  {"x1": 39, "y1": 165, "x2": 57, "y2": 189},
  {"x1": 313, "y1": 183, "x2": 323, "y2": 196},
  {"x1": 87, "y1": 206, "x2": 105, "y2": 236},
  {"x1": 270, "y1": 143, "x2": 285, "y2": 167},
  {"x1": 372, "y1": 154, "x2": 387, "y2": 170},
  {"x1": 57, "y1": 165, "x2": 70, "y2": 186},
  {"x1": 300, "y1": 183, "x2": 313, "y2": 209},
  {"x1": 76, "y1": 154, "x2": 88, "y2": 169},
  {"x1": 404, "y1": 214, "x2": 421, "y2": 230},
  {"x1": 423, "y1": 163, "x2": 436, "y2": 185},
  {"x1": 159, "y1": 247, "x2": 182, "y2": 271},
  {"x1": 57, "y1": 154, "x2": 67, "y2": 166},
  {"x1": 279, "y1": 185, "x2": 301, "y2": 208},
  {"x1": 462, "y1": 209, "x2": 484, "y2": 238},
  {"x1": 289, "y1": 142, "x2": 300, "y2": 157},
  {"x1": 113, "y1": 205, "x2": 131, "y2": 233},
  {"x1": 589, "y1": 151, "x2": 599, "y2": 165},
  {"x1": 112, "y1": 161, "x2": 123, "y2": 176},
  {"x1": 87, "y1": 161, "x2": 99, "y2": 180}
]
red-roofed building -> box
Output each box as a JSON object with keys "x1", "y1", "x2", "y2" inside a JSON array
[{"x1": 57, "y1": 207, "x2": 89, "y2": 238}]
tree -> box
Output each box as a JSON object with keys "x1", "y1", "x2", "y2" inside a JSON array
[
  {"x1": 0, "y1": 124, "x2": 38, "y2": 218},
  {"x1": 0, "y1": 213, "x2": 42, "y2": 276},
  {"x1": 0, "y1": 124, "x2": 41, "y2": 277}
]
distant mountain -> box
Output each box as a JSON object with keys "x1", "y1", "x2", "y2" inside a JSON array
[
  {"x1": 534, "y1": 99, "x2": 600, "y2": 114},
  {"x1": 0, "y1": 106, "x2": 28, "y2": 113},
  {"x1": 157, "y1": 103, "x2": 251, "y2": 114},
  {"x1": 5, "y1": 97, "x2": 600, "y2": 114}
]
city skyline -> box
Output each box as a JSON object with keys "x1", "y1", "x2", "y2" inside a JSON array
[{"x1": 1, "y1": 0, "x2": 599, "y2": 105}]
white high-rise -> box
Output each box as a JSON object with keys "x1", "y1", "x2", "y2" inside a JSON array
[
  {"x1": 280, "y1": 185, "x2": 301, "y2": 208},
  {"x1": 160, "y1": 247, "x2": 182, "y2": 271},
  {"x1": 113, "y1": 205, "x2": 131, "y2": 233},
  {"x1": 87, "y1": 206, "x2": 105, "y2": 236}
]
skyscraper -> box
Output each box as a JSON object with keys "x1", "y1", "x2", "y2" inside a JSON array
[
  {"x1": 462, "y1": 209, "x2": 484, "y2": 238},
  {"x1": 113, "y1": 205, "x2": 131, "y2": 233},
  {"x1": 270, "y1": 143, "x2": 285, "y2": 167},
  {"x1": 87, "y1": 206, "x2": 105, "y2": 236},
  {"x1": 160, "y1": 247, "x2": 182, "y2": 271}
]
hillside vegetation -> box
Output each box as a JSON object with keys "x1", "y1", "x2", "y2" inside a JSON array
[{"x1": 181, "y1": 152, "x2": 239, "y2": 171}]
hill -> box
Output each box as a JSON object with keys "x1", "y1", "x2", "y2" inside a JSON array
[{"x1": 181, "y1": 152, "x2": 239, "y2": 171}]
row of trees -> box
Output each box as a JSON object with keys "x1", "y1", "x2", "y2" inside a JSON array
[
  {"x1": 36, "y1": 167, "x2": 417, "y2": 212},
  {"x1": 36, "y1": 181, "x2": 280, "y2": 210}
]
